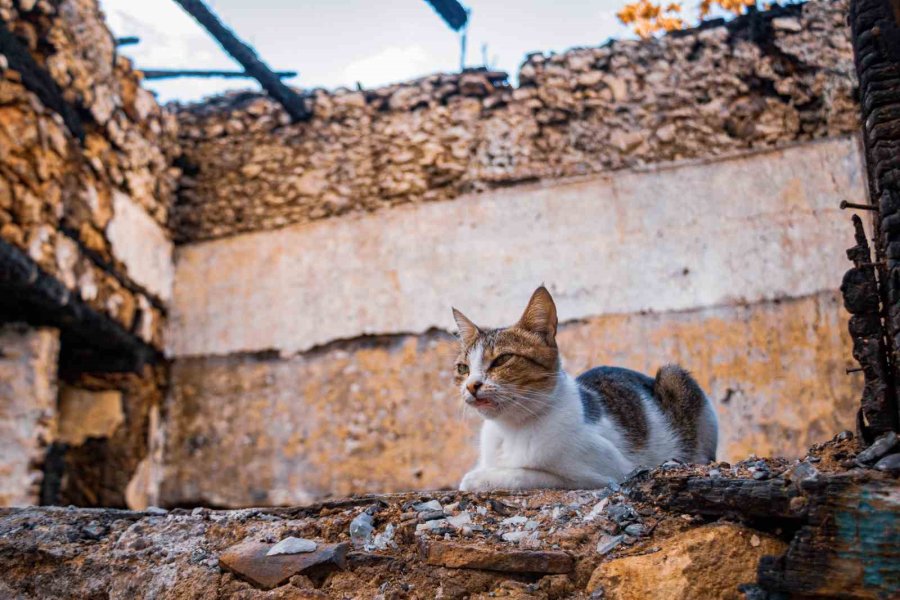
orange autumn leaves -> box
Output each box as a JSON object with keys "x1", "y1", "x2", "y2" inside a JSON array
[{"x1": 617, "y1": 0, "x2": 758, "y2": 37}]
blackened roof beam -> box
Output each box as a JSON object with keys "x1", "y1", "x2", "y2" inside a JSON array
[
  {"x1": 142, "y1": 68, "x2": 297, "y2": 80},
  {"x1": 0, "y1": 239, "x2": 160, "y2": 373},
  {"x1": 423, "y1": 0, "x2": 469, "y2": 31},
  {"x1": 172, "y1": 0, "x2": 310, "y2": 122}
]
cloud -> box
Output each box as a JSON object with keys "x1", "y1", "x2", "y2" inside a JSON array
[
  {"x1": 99, "y1": 0, "x2": 250, "y2": 102},
  {"x1": 340, "y1": 45, "x2": 453, "y2": 89}
]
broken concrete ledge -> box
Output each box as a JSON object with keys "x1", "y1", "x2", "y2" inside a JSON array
[{"x1": 1, "y1": 435, "x2": 896, "y2": 599}]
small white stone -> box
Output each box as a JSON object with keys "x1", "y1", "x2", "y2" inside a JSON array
[
  {"x1": 266, "y1": 537, "x2": 317, "y2": 556},
  {"x1": 502, "y1": 531, "x2": 529, "y2": 543},
  {"x1": 412, "y1": 500, "x2": 442, "y2": 512},
  {"x1": 585, "y1": 498, "x2": 609, "y2": 521},
  {"x1": 772, "y1": 17, "x2": 802, "y2": 32},
  {"x1": 446, "y1": 511, "x2": 473, "y2": 529},
  {"x1": 500, "y1": 515, "x2": 528, "y2": 526}
]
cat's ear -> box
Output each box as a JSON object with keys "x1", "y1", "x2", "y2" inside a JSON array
[
  {"x1": 452, "y1": 308, "x2": 480, "y2": 345},
  {"x1": 516, "y1": 286, "x2": 558, "y2": 346}
]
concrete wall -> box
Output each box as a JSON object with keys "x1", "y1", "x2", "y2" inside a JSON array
[
  {"x1": 0, "y1": 323, "x2": 59, "y2": 506},
  {"x1": 162, "y1": 137, "x2": 865, "y2": 506},
  {"x1": 170, "y1": 137, "x2": 863, "y2": 357},
  {"x1": 162, "y1": 291, "x2": 857, "y2": 507}
]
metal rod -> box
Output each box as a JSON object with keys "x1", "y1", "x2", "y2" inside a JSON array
[
  {"x1": 172, "y1": 0, "x2": 310, "y2": 122},
  {"x1": 840, "y1": 200, "x2": 879, "y2": 211},
  {"x1": 115, "y1": 36, "x2": 140, "y2": 46}
]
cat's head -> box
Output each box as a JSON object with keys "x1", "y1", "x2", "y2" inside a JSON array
[{"x1": 452, "y1": 286, "x2": 561, "y2": 423}]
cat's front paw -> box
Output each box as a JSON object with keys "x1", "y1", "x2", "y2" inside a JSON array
[{"x1": 459, "y1": 469, "x2": 496, "y2": 492}]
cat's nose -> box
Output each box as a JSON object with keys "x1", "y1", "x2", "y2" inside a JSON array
[{"x1": 467, "y1": 381, "x2": 483, "y2": 396}]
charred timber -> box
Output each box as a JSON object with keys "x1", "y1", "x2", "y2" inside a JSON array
[
  {"x1": 172, "y1": 0, "x2": 310, "y2": 122},
  {"x1": 142, "y1": 69, "x2": 297, "y2": 80},
  {"x1": 423, "y1": 0, "x2": 469, "y2": 31},
  {"x1": 628, "y1": 467, "x2": 900, "y2": 598},
  {"x1": 0, "y1": 239, "x2": 160, "y2": 373},
  {"x1": 841, "y1": 215, "x2": 897, "y2": 439},
  {"x1": 757, "y1": 475, "x2": 900, "y2": 598},
  {"x1": 851, "y1": 0, "x2": 900, "y2": 434},
  {"x1": 628, "y1": 472, "x2": 803, "y2": 521}
]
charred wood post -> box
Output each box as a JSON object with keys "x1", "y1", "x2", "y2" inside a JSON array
[
  {"x1": 841, "y1": 216, "x2": 897, "y2": 439},
  {"x1": 172, "y1": 0, "x2": 310, "y2": 122},
  {"x1": 847, "y1": 0, "x2": 900, "y2": 437}
]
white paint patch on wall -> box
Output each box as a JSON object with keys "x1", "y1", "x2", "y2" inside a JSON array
[
  {"x1": 169, "y1": 137, "x2": 864, "y2": 358},
  {"x1": 0, "y1": 324, "x2": 59, "y2": 507},
  {"x1": 107, "y1": 191, "x2": 174, "y2": 302}
]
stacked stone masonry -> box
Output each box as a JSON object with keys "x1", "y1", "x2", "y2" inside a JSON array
[
  {"x1": 0, "y1": 0, "x2": 876, "y2": 509},
  {"x1": 0, "y1": 0, "x2": 178, "y2": 346},
  {"x1": 174, "y1": 0, "x2": 857, "y2": 242}
]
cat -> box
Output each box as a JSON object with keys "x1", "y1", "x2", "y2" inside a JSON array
[{"x1": 453, "y1": 286, "x2": 718, "y2": 492}]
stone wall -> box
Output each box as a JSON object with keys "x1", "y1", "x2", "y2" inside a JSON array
[
  {"x1": 163, "y1": 291, "x2": 857, "y2": 508},
  {"x1": 2, "y1": 438, "x2": 896, "y2": 600},
  {"x1": 173, "y1": 0, "x2": 856, "y2": 243},
  {"x1": 0, "y1": 0, "x2": 178, "y2": 346},
  {"x1": 163, "y1": 137, "x2": 865, "y2": 506},
  {"x1": 0, "y1": 0, "x2": 176, "y2": 508},
  {"x1": 0, "y1": 0, "x2": 870, "y2": 509},
  {"x1": 0, "y1": 323, "x2": 58, "y2": 506}
]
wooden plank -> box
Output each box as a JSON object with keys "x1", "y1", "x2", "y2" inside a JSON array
[
  {"x1": 172, "y1": 0, "x2": 310, "y2": 122},
  {"x1": 758, "y1": 476, "x2": 900, "y2": 598},
  {"x1": 142, "y1": 69, "x2": 296, "y2": 80},
  {"x1": 0, "y1": 239, "x2": 160, "y2": 373}
]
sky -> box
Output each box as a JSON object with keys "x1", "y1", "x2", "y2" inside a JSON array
[{"x1": 98, "y1": 0, "x2": 630, "y2": 104}]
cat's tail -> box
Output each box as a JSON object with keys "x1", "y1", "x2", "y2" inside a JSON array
[{"x1": 653, "y1": 365, "x2": 718, "y2": 463}]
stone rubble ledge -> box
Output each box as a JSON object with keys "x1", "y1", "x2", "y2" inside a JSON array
[{"x1": 1, "y1": 434, "x2": 897, "y2": 599}]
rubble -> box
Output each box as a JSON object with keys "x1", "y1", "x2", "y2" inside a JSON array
[
  {"x1": 855, "y1": 431, "x2": 898, "y2": 465},
  {"x1": 1, "y1": 435, "x2": 895, "y2": 598}
]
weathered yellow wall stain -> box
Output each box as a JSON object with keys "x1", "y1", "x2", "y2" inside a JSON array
[{"x1": 163, "y1": 291, "x2": 858, "y2": 507}]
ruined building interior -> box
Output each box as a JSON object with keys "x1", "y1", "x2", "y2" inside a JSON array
[{"x1": 0, "y1": 0, "x2": 898, "y2": 597}]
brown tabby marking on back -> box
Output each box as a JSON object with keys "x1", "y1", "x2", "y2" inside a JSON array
[
  {"x1": 653, "y1": 365, "x2": 707, "y2": 455},
  {"x1": 576, "y1": 368, "x2": 650, "y2": 450}
]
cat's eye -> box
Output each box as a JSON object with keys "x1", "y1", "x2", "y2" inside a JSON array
[
  {"x1": 456, "y1": 363, "x2": 469, "y2": 376},
  {"x1": 490, "y1": 354, "x2": 514, "y2": 369}
]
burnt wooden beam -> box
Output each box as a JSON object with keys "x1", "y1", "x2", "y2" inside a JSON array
[
  {"x1": 758, "y1": 476, "x2": 900, "y2": 598},
  {"x1": 423, "y1": 0, "x2": 469, "y2": 31},
  {"x1": 628, "y1": 466, "x2": 900, "y2": 599},
  {"x1": 628, "y1": 473, "x2": 803, "y2": 521},
  {"x1": 0, "y1": 238, "x2": 160, "y2": 373},
  {"x1": 850, "y1": 0, "x2": 900, "y2": 435},
  {"x1": 0, "y1": 18, "x2": 85, "y2": 142},
  {"x1": 141, "y1": 68, "x2": 297, "y2": 81},
  {"x1": 841, "y1": 215, "x2": 897, "y2": 440},
  {"x1": 172, "y1": 0, "x2": 310, "y2": 122}
]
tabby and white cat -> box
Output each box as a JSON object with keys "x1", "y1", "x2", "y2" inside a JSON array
[{"x1": 453, "y1": 286, "x2": 717, "y2": 492}]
